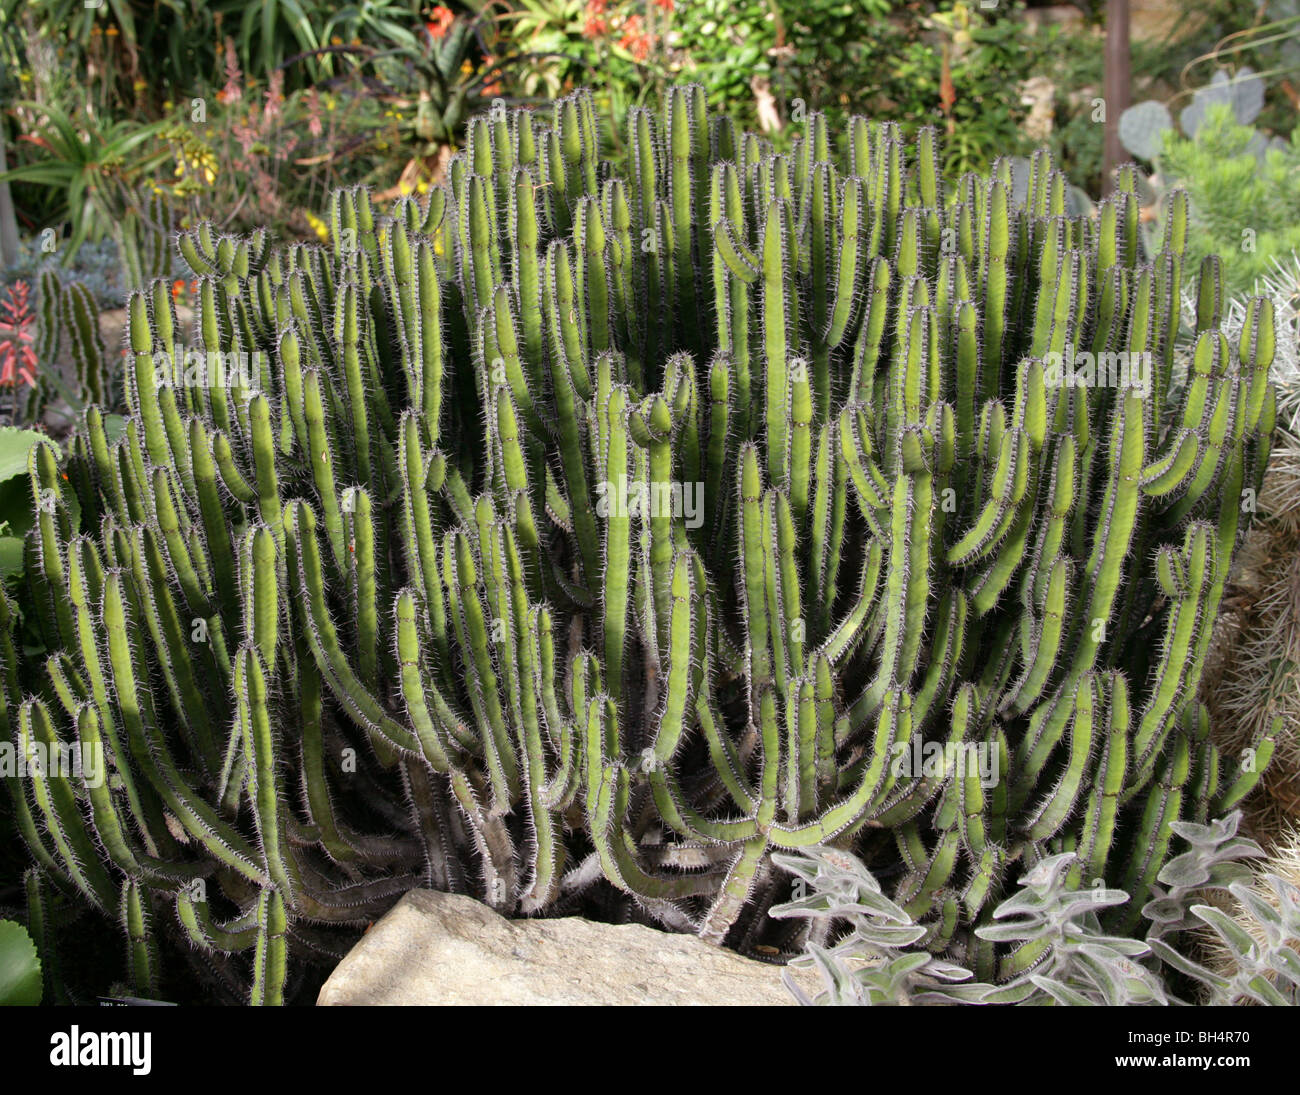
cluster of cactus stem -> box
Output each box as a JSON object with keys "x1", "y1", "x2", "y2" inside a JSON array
[
  {"x1": 118, "y1": 189, "x2": 175, "y2": 290},
  {"x1": 31, "y1": 267, "x2": 117, "y2": 413},
  {"x1": 1, "y1": 87, "x2": 1281, "y2": 1004},
  {"x1": 1199, "y1": 273, "x2": 1300, "y2": 840}
]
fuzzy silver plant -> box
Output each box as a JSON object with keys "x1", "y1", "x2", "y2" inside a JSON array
[
  {"x1": 770, "y1": 846, "x2": 1170, "y2": 1006},
  {"x1": 1183, "y1": 821, "x2": 1300, "y2": 1004},
  {"x1": 768, "y1": 847, "x2": 981, "y2": 1006},
  {"x1": 1142, "y1": 810, "x2": 1266, "y2": 942},
  {"x1": 773, "y1": 813, "x2": 1298, "y2": 1006}
]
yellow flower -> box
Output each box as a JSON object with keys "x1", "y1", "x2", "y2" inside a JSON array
[{"x1": 304, "y1": 211, "x2": 329, "y2": 242}]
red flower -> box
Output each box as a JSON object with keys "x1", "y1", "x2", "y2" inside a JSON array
[
  {"x1": 652, "y1": 0, "x2": 673, "y2": 11},
  {"x1": 426, "y1": 5, "x2": 455, "y2": 42},
  {"x1": 583, "y1": 0, "x2": 608, "y2": 38},
  {"x1": 0, "y1": 281, "x2": 37, "y2": 388},
  {"x1": 619, "y1": 16, "x2": 652, "y2": 60}
]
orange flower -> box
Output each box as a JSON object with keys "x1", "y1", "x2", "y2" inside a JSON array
[
  {"x1": 619, "y1": 15, "x2": 651, "y2": 60},
  {"x1": 172, "y1": 279, "x2": 186, "y2": 299},
  {"x1": 480, "y1": 53, "x2": 501, "y2": 97},
  {"x1": 582, "y1": 0, "x2": 608, "y2": 38},
  {"x1": 426, "y1": 5, "x2": 454, "y2": 42},
  {"x1": 939, "y1": 41, "x2": 956, "y2": 114}
]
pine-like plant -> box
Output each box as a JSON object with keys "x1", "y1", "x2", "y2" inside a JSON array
[{"x1": 1, "y1": 87, "x2": 1279, "y2": 1004}]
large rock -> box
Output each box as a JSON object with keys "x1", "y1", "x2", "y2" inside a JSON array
[{"x1": 317, "y1": 890, "x2": 802, "y2": 1006}]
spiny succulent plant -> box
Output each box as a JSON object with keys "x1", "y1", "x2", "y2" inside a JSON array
[
  {"x1": 1199, "y1": 258, "x2": 1300, "y2": 839},
  {"x1": 1, "y1": 86, "x2": 1280, "y2": 1004}
]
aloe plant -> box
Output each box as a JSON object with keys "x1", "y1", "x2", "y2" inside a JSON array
[{"x1": 2, "y1": 87, "x2": 1279, "y2": 1004}]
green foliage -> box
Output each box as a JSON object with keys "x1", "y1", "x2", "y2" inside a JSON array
[
  {"x1": 216, "y1": 0, "x2": 325, "y2": 84},
  {"x1": 0, "y1": 919, "x2": 42, "y2": 1005},
  {"x1": 0, "y1": 103, "x2": 174, "y2": 261},
  {"x1": 1158, "y1": 104, "x2": 1300, "y2": 298},
  {"x1": 0, "y1": 0, "x2": 218, "y2": 115},
  {"x1": 0, "y1": 428, "x2": 58, "y2": 578},
  {"x1": 668, "y1": 0, "x2": 775, "y2": 120},
  {"x1": 501, "y1": 0, "x2": 601, "y2": 97},
  {"x1": 2, "y1": 88, "x2": 1276, "y2": 1005}
]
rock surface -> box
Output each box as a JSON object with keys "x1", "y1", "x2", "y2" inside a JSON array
[{"x1": 317, "y1": 889, "x2": 802, "y2": 1006}]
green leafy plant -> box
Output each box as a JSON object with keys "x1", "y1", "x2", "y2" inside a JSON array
[
  {"x1": 0, "y1": 0, "x2": 220, "y2": 116},
  {"x1": 3, "y1": 88, "x2": 1277, "y2": 1005},
  {"x1": 214, "y1": 0, "x2": 325, "y2": 88},
  {"x1": 1156, "y1": 104, "x2": 1300, "y2": 299},
  {"x1": 0, "y1": 918, "x2": 42, "y2": 1005},
  {"x1": 0, "y1": 427, "x2": 57, "y2": 577},
  {"x1": 0, "y1": 102, "x2": 173, "y2": 261}
]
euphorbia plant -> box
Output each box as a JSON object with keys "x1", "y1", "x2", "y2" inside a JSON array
[{"x1": 4, "y1": 87, "x2": 1279, "y2": 1005}]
